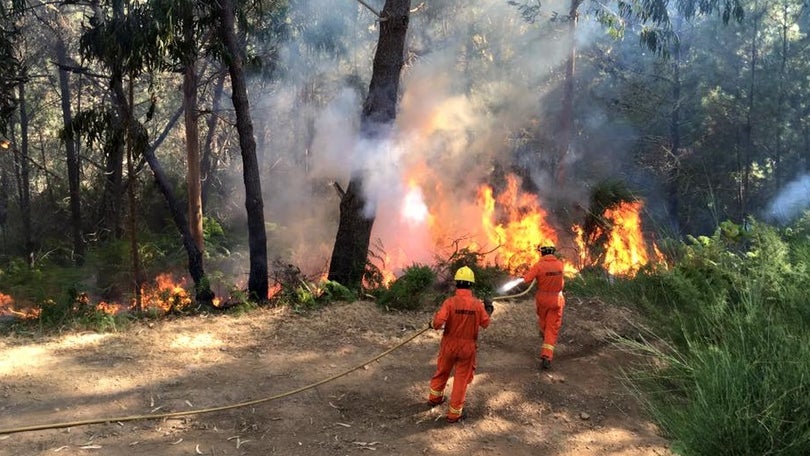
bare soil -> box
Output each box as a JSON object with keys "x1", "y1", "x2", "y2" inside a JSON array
[{"x1": 0, "y1": 296, "x2": 672, "y2": 456}]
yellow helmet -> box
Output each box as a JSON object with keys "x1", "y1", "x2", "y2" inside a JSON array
[
  {"x1": 454, "y1": 266, "x2": 475, "y2": 283},
  {"x1": 538, "y1": 245, "x2": 556, "y2": 256}
]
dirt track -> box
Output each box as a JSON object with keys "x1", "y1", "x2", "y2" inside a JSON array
[{"x1": 0, "y1": 296, "x2": 672, "y2": 455}]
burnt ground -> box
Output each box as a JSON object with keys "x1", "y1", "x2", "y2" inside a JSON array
[{"x1": 0, "y1": 296, "x2": 672, "y2": 456}]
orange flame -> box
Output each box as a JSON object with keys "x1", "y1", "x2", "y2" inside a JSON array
[
  {"x1": 138, "y1": 273, "x2": 192, "y2": 313},
  {"x1": 477, "y1": 174, "x2": 558, "y2": 272},
  {"x1": 602, "y1": 201, "x2": 649, "y2": 276},
  {"x1": 373, "y1": 168, "x2": 665, "y2": 280},
  {"x1": 572, "y1": 200, "x2": 665, "y2": 277},
  {"x1": 0, "y1": 291, "x2": 40, "y2": 319}
]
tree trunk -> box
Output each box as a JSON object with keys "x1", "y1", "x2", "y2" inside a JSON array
[
  {"x1": 142, "y1": 141, "x2": 213, "y2": 306},
  {"x1": 126, "y1": 79, "x2": 143, "y2": 311},
  {"x1": 99, "y1": 0, "x2": 128, "y2": 239},
  {"x1": 183, "y1": 1, "x2": 204, "y2": 254},
  {"x1": 16, "y1": 79, "x2": 33, "y2": 266},
  {"x1": 218, "y1": 0, "x2": 268, "y2": 301},
  {"x1": 184, "y1": 53, "x2": 204, "y2": 254},
  {"x1": 555, "y1": 0, "x2": 581, "y2": 186},
  {"x1": 742, "y1": 3, "x2": 760, "y2": 221},
  {"x1": 327, "y1": 0, "x2": 410, "y2": 290},
  {"x1": 667, "y1": 16, "x2": 683, "y2": 235},
  {"x1": 56, "y1": 36, "x2": 85, "y2": 265},
  {"x1": 201, "y1": 69, "x2": 226, "y2": 210}
]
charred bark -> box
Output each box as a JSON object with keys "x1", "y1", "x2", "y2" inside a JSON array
[
  {"x1": 56, "y1": 36, "x2": 85, "y2": 265},
  {"x1": 16, "y1": 79, "x2": 33, "y2": 265},
  {"x1": 218, "y1": 0, "x2": 269, "y2": 301},
  {"x1": 142, "y1": 142, "x2": 213, "y2": 306},
  {"x1": 97, "y1": 65, "x2": 128, "y2": 239},
  {"x1": 327, "y1": 0, "x2": 410, "y2": 290}
]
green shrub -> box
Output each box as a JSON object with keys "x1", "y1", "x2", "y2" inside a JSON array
[
  {"x1": 609, "y1": 220, "x2": 810, "y2": 455},
  {"x1": 36, "y1": 289, "x2": 126, "y2": 332},
  {"x1": 377, "y1": 264, "x2": 438, "y2": 311},
  {"x1": 624, "y1": 288, "x2": 810, "y2": 456},
  {"x1": 318, "y1": 280, "x2": 357, "y2": 303}
]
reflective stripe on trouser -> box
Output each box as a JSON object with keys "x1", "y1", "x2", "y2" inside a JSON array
[
  {"x1": 429, "y1": 342, "x2": 476, "y2": 417},
  {"x1": 535, "y1": 298, "x2": 564, "y2": 361},
  {"x1": 447, "y1": 404, "x2": 463, "y2": 421},
  {"x1": 428, "y1": 388, "x2": 444, "y2": 404},
  {"x1": 542, "y1": 343, "x2": 555, "y2": 360}
]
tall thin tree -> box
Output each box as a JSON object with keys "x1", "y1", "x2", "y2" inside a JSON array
[
  {"x1": 217, "y1": 0, "x2": 268, "y2": 301},
  {"x1": 328, "y1": 0, "x2": 411, "y2": 290}
]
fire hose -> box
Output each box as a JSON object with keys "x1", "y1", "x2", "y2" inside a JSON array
[
  {"x1": 0, "y1": 281, "x2": 538, "y2": 436},
  {"x1": 0, "y1": 326, "x2": 430, "y2": 435},
  {"x1": 492, "y1": 279, "x2": 535, "y2": 300}
]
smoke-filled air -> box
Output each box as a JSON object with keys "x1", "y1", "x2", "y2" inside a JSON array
[{"x1": 250, "y1": 0, "x2": 647, "y2": 280}]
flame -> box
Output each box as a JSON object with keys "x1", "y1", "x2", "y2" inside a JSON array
[
  {"x1": 477, "y1": 174, "x2": 558, "y2": 272},
  {"x1": 602, "y1": 201, "x2": 648, "y2": 276},
  {"x1": 268, "y1": 282, "x2": 282, "y2": 299},
  {"x1": 0, "y1": 291, "x2": 40, "y2": 319},
  {"x1": 401, "y1": 180, "x2": 430, "y2": 224},
  {"x1": 373, "y1": 168, "x2": 665, "y2": 280},
  {"x1": 0, "y1": 291, "x2": 12, "y2": 307},
  {"x1": 572, "y1": 200, "x2": 665, "y2": 277},
  {"x1": 138, "y1": 273, "x2": 192, "y2": 313}
]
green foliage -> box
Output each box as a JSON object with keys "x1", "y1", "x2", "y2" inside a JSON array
[
  {"x1": 318, "y1": 280, "x2": 356, "y2": 303},
  {"x1": 377, "y1": 264, "x2": 438, "y2": 311},
  {"x1": 584, "y1": 219, "x2": 810, "y2": 455},
  {"x1": 624, "y1": 289, "x2": 810, "y2": 456},
  {"x1": 203, "y1": 216, "x2": 231, "y2": 256},
  {"x1": 269, "y1": 261, "x2": 323, "y2": 313},
  {"x1": 222, "y1": 288, "x2": 259, "y2": 316},
  {"x1": 36, "y1": 289, "x2": 126, "y2": 333},
  {"x1": 440, "y1": 247, "x2": 513, "y2": 300}
]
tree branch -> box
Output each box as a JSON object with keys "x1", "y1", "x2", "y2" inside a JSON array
[{"x1": 332, "y1": 181, "x2": 346, "y2": 199}]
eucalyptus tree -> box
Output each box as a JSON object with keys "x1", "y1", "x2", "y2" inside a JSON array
[
  {"x1": 327, "y1": 0, "x2": 411, "y2": 290},
  {"x1": 48, "y1": 8, "x2": 85, "y2": 265},
  {"x1": 507, "y1": 0, "x2": 746, "y2": 195},
  {"x1": 0, "y1": 2, "x2": 21, "y2": 135},
  {"x1": 213, "y1": 0, "x2": 280, "y2": 301},
  {"x1": 0, "y1": 0, "x2": 60, "y2": 265}
]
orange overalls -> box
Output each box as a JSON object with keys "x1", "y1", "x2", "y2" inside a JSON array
[
  {"x1": 523, "y1": 254, "x2": 565, "y2": 361},
  {"x1": 427, "y1": 288, "x2": 491, "y2": 422}
]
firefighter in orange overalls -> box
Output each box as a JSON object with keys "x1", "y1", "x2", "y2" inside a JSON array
[
  {"x1": 522, "y1": 245, "x2": 565, "y2": 370},
  {"x1": 427, "y1": 266, "x2": 493, "y2": 423}
]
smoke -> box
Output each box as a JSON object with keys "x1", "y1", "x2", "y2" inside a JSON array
[
  {"x1": 239, "y1": 0, "x2": 612, "y2": 277},
  {"x1": 766, "y1": 174, "x2": 810, "y2": 224}
]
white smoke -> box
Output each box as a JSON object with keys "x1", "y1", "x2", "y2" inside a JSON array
[
  {"x1": 766, "y1": 174, "x2": 810, "y2": 224},
  {"x1": 241, "y1": 0, "x2": 608, "y2": 276}
]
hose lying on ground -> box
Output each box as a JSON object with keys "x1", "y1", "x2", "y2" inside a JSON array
[{"x1": 0, "y1": 326, "x2": 430, "y2": 435}]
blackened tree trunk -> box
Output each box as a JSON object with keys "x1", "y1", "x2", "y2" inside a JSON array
[
  {"x1": 16, "y1": 79, "x2": 33, "y2": 266},
  {"x1": 99, "y1": 0, "x2": 128, "y2": 239},
  {"x1": 56, "y1": 36, "x2": 85, "y2": 265},
  {"x1": 125, "y1": 79, "x2": 143, "y2": 311},
  {"x1": 142, "y1": 138, "x2": 213, "y2": 306},
  {"x1": 328, "y1": 0, "x2": 410, "y2": 290},
  {"x1": 218, "y1": 0, "x2": 268, "y2": 301}
]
